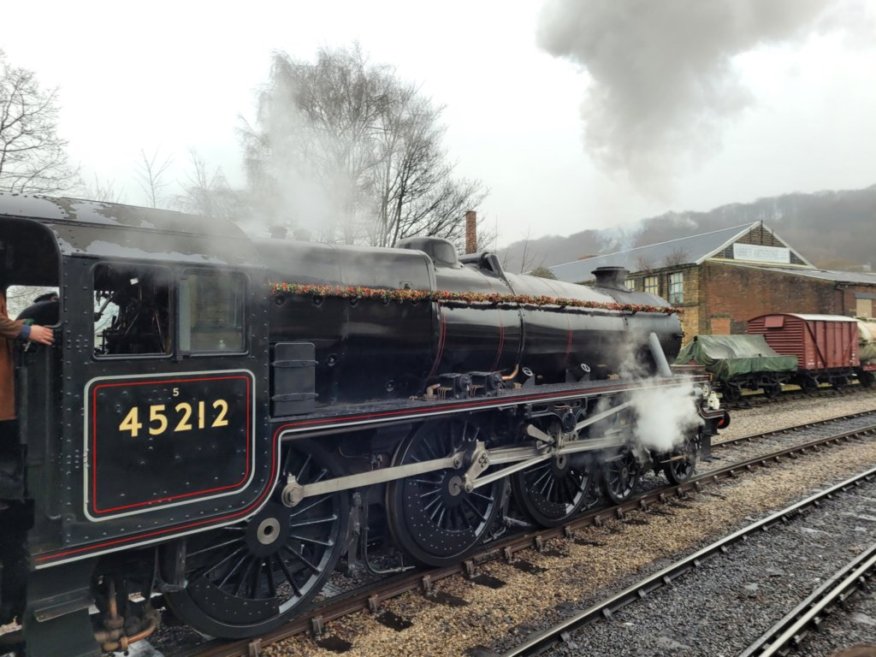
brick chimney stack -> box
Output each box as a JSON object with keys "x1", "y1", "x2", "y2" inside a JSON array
[{"x1": 464, "y1": 210, "x2": 478, "y2": 254}]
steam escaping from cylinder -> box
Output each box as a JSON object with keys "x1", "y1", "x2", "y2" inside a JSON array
[
  {"x1": 630, "y1": 378, "x2": 702, "y2": 453},
  {"x1": 606, "y1": 330, "x2": 703, "y2": 453},
  {"x1": 536, "y1": 0, "x2": 853, "y2": 191}
]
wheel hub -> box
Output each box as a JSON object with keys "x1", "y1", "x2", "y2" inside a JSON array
[
  {"x1": 256, "y1": 517, "x2": 281, "y2": 545},
  {"x1": 447, "y1": 474, "x2": 464, "y2": 497},
  {"x1": 245, "y1": 505, "x2": 290, "y2": 557}
]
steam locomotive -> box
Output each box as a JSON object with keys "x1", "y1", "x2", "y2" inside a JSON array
[{"x1": 0, "y1": 194, "x2": 724, "y2": 656}]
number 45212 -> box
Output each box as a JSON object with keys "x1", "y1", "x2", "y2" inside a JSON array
[{"x1": 118, "y1": 400, "x2": 229, "y2": 438}]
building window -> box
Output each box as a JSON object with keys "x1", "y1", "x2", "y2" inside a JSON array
[
  {"x1": 644, "y1": 275, "x2": 658, "y2": 296},
  {"x1": 668, "y1": 271, "x2": 684, "y2": 304},
  {"x1": 625, "y1": 278, "x2": 636, "y2": 291}
]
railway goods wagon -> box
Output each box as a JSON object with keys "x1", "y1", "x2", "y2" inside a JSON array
[
  {"x1": 747, "y1": 313, "x2": 859, "y2": 390},
  {"x1": 675, "y1": 334, "x2": 797, "y2": 402},
  {"x1": 0, "y1": 194, "x2": 724, "y2": 657}
]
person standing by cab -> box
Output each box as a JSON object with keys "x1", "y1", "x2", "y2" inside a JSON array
[{"x1": 0, "y1": 282, "x2": 54, "y2": 493}]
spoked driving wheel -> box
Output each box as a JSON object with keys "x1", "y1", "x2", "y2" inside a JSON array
[
  {"x1": 511, "y1": 421, "x2": 595, "y2": 527},
  {"x1": 162, "y1": 441, "x2": 349, "y2": 639},
  {"x1": 663, "y1": 436, "x2": 698, "y2": 485},
  {"x1": 387, "y1": 420, "x2": 506, "y2": 567},
  {"x1": 600, "y1": 447, "x2": 641, "y2": 504}
]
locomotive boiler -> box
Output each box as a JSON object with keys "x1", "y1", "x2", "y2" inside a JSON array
[{"x1": 0, "y1": 194, "x2": 723, "y2": 656}]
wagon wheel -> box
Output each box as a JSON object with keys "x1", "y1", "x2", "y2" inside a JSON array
[
  {"x1": 386, "y1": 420, "x2": 506, "y2": 567},
  {"x1": 511, "y1": 420, "x2": 596, "y2": 527},
  {"x1": 600, "y1": 447, "x2": 641, "y2": 505},
  {"x1": 762, "y1": 382, "x2": 782, "y2": 399},
  {"x1": 720, "y1": 384, "x2": 740, "y2": 404},
  {"x1": 662, "y1": 436, "x2": 698, "y2": 485},
  {"x1": 800, "y1": 376, "x2": 819, "y2": 393},
  {"x1": 162, "y1": 441, "x2": 349, "y2": 639}
]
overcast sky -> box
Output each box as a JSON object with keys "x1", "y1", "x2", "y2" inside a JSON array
[{"x1": 4, "y1": 0, "x2": 875, "y2": 247}]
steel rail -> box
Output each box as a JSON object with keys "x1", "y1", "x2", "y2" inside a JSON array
[
  {"x1": 738, "y1": 543, "x2": 876, "y2": 657},
  {"x1": 714, "y1": 409, "x2": 876, "y2": 448},
  {"x1": 495, "y1": 467, "x2": 876, "y2": 657},
  {"x1": 176, "y1": 421, "x2": 876, "y2": 657}
]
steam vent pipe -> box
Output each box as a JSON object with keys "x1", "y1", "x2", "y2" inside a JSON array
[{"x1": 649, "y1": 331, "x2": 673, "y2": 378}]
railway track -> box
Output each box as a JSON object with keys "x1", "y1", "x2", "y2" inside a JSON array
[
  {"x1": 739, "y1": 543, "x2": 876, "y2": 657},
  {"x1": 157, "y1": 414, "x2": 876, "y2": 657},
  {"x1": 492, "y1": 467, "x2": 876, "y2": 657}
]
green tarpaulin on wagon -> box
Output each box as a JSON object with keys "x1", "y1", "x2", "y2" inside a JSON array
[{"x1": 675, "y1": 335, "x2": 798, "y2": 381}]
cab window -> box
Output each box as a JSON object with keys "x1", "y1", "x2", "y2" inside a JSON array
[
  {"x1": 94, "y1": 264, "x2": 172, "y2": 357},
  {"x1": 179, "y1": 271, "x2": 246, "y2": 353}
]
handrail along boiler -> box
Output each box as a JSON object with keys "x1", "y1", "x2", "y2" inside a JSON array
[{"x1": 0, "y1": 194, "x2": 724, "y2": 656}]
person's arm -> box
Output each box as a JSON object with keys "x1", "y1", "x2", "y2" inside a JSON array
[
  {"x1": 26, "y1": 324, "x2": 54, "y2": 345},
  {"x1": 0, "y1": 316, "x2": 54, "y2": 345},
  {"x1": 0, "y1": 314, "x2": 23, "y2": 339}
]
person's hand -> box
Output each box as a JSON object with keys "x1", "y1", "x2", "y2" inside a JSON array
[{"x1": 28, "y1": 325, "x2": 54, "y2": 346}]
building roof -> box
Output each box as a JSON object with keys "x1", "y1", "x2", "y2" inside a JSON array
[
  {"x1": 549, "y1": 222, "x2": 814, "y2": 283},
  {"x1": 762, "y1": 266, "x2": 876, "y2": 286}
]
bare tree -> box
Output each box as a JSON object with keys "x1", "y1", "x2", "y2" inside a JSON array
[
  {"x1": 136, "y1": 148, "x2": 173, "y2": 208},
  {"x1": 0, "y1": 50, "x2": 78, "y2": 193},
  {"x1": 517, "y1": 229, "x2": 547, "y2": 274},
  {"x1": 176, "y1": 150, "x2": 243, "y2": 219},
  {"x1": 242, "y1": 45, "x2": 485, "y2": 246},
  {"x1": 85, "y1": 174, "x2": 126, "y2": 203},
  {"x1": 663, "y1": 247, "x2": 689, "y2": 267}
]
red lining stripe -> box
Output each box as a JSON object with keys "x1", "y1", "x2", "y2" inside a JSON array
[
  {"x1": 427, "y1": 307, "x2": 447, "y2": 379},
  {"x1": 491, "y1": 312, "x2": 505, "y2": 372}
]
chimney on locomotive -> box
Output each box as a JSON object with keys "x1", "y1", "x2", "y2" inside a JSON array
[
  {"x1": 465, "y1": 210, "x2": 477, "y2": 254},
  {"x1": 592, "y1": 266, "x2": 629, "y2": 290}
]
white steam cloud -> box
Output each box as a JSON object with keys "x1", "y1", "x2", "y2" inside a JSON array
[
  {"x1": 536, "y1": 0, "x2": 855, "y2": 191},
  {"x1": 631, "y1": 378, "x2": 702, "y2": 453}
]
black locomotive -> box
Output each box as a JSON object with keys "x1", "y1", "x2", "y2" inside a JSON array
[{"x1": 0, "y1": 194, "x2": 724, "y2": 656}]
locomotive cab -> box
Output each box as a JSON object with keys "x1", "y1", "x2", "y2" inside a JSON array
[
  {"x1": 0, "y1": 217, "x2": 61, "y2": 496},
  {"x1": 0, "y1": 195, "x2": 280, "y2": 655}
]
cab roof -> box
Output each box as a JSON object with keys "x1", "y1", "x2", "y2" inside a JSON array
[{"x1": 0, "y1": 193, "x2": 260, "y2": 267}]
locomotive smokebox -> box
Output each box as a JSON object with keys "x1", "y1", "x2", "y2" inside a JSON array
[{"x1": 592, "y1": 266, "x2": 629, "y2": 290}]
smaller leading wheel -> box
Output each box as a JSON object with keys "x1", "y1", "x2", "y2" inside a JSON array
[
  {"x1": 600, "y1": 447, "x2": 640, "y2": 504},
  {"x1": 663, "y1": 436, "x2": 698, "y2": 485}
]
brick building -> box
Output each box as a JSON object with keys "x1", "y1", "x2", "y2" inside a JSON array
[{"x1": 548, "y1": 222, "x2": 876, "y2": 339}]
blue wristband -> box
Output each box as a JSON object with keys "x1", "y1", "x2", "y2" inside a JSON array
[{"x1": 19, "y1": 324, "x2": 31, "y2": 340}]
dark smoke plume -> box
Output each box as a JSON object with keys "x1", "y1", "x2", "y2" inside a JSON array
[{"x1": 537, "y1": 0, "x2": 848, "y2": 192}]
